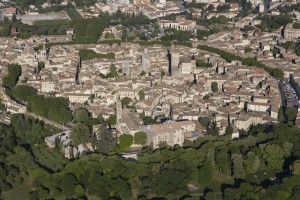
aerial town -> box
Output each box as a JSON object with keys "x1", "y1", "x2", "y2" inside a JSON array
[{"x1": 1, "y1": 0, "x2": 300, "y2": 199}]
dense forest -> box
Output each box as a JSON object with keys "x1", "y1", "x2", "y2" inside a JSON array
[{"x1": 0, "y1": 112, "x2": 300, "y2": 199}]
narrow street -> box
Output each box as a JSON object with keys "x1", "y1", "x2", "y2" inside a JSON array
[{"x1": 278, "y1": 80, "x2": 298, "y2": 107}]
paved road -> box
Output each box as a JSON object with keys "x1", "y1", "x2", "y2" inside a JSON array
[{"x1": 278, "y1": 80, "x2": 298, "y2": 107}]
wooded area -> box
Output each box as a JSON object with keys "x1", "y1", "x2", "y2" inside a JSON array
[{"x1": 1, "y1": 115, "x2": 300, "y2": 199}]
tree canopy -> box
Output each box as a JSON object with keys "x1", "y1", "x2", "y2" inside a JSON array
[
  {"x1": 79, "y1": 49, "x2": 115, "y2": 61},
  {"x1": 134, "y1": 131, "x2": 147, "y2": 145},
  {"x1": 27, "y1": 95, "x2": 72, "y2": 124},
  {"x1": 0, "y1": 115, "x2": 300, "y2": 199},
  {"x1": 2, "y1": 64, "x2": 22, "y2": 88},
  {"x1": 12, "y1": 85, "x2": 37, "y2": 102},
  {"x1": 211, "y1": 82, "x2": 218, "y2": 92},
  {"x1": 118, "y1": 134, "x2": 133, "y2": 150}
]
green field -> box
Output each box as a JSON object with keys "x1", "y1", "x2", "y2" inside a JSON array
[
  {"x1": 1, "y1": 179, "x2": 33, "y2": 200},
  {"x1": 245, "y1": 169, "x2": 279, "y2": 184},
  {"x1": 64, "y1": 7, "x2": 82, "y2": 20},
  {"x1": 33, "y1": 19, "x2": 69, "y2": 27}
]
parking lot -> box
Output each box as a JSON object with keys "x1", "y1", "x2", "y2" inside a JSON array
[{"x1": 279, "y1": 79, "x2": 299, "y2": 107}]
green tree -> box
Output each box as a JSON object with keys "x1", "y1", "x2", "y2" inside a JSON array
[
  {"x1": 208, "y1": 122, "x2": 219, "y2": 136},
  {"x1": 48, "y1": 108, "x2": 73, "y2": 124},
  {"x1": 19, "y1": 32, "x2": 31, "y2": 39},
  {"x1": 225, "y1": 126, "x2": 233, "y2": 135},
  {"x1": 207, "y1": 147, "x2": 215, "y2": 165},
  {"x1": 121, "y1": 28, "x2": 128, "y2": 40},
  {"x1": 107, "y1": 114, "x2": 116, "y2": 125},
  {"x1": 6, "y1": 146, "x2": 38, "y2": 173},
  {"x1": 71, "y1": 123, "x2": 91, "y2": 146},
  {"x1": 203, "y1": 94, "x2": 210, "y2": 100},
  {"x1": 38, "y1": 62, "x2": 45, "y2": 72},
  {"x1": 215, "y1": 146, "x2": 231, "y2": 174},
  {"x1": 244, "y1": 152, "x2": 260, "y2": 174},
  {"x1": 28, "y1": 191, "x2": 39, "y2": 200},
  {"x1": 143, "y1": 116, "x2": 155, "y2": 124},
  {"x1": 196, "y1": 59, "x2": 209, "y2": 68},
  {"x1": 79, "y1": 49, "x2": 115, "y2": 61},
  {"x1": 109, "y1": 64, "x2": 118, "y2": 77},
  {"x1": 283, "y1": 142, "x2": 293, "y2": 157},
  {"x1": 198, "y1": 116, "x2": 210, "y2": 129},
  {"x1": 278, "y1": 107, "x2": 285, "y2": 122},
  {"x1": 104, "y1": 32, "x2": 114, "y2": 39},
  {"x1": 138, "y1": 90, "x2": 145, "y2": 100},
  {"x1": 261, "y1": 144, "x2": 284, "y2": 169},
  {"x1": 232, "y1": 154, "x2": 245, "y2": 178},
  {"x1": 206, "y1": 4, "x2": 214, "y2": 12},
  {"x1": 121, "y1": 97, "x2": 131, "y2": 108},
  {"x1": 282, "y1": 41, "x2": 293, "y2": 50},
  {"x1": 224, "y1": 183, "x2": 259, "y2": 200},
  {"x1": 273, "y1": 47, "x2": 280, "y2": 57},
  {"x1": 61, "y1": 173, "x2": 77, "y2": 197},
  {"x1": 118, "y1": 134, "x2": 133, "y2": 150},
  {"x1": 2, "y1": 76, "x2": 17, "y2": 88},
  {"x1": 74, "y1": 108, "x2": 89, "y2": 122},
  {"x1": 97, "y1": 114, "x2": 105, "y2": 124},
  {"x1": 198, "y1": 163, "x2": 213, "y2": 184},
  {"x1": 291, "y1": 160, "x2": 300, "y2": 175},
  {"x1": 88, "y1": 173, "x2": 110, "y2": 199},
  {"x1": 36, "y1": 185, "x2": 49, "y2": 199},
  {"x1": 244, "y1": 47, "x2": 252, "y2": 53},
  {"x1": 216, "y1": 4, "x2": 230, "y2": 12},
  {"x1": 134, "y1": 131, "x2": 147, "y2": 145},
  {"x1": 295, "y1": 43, "x2": 300, "y2": 56},
  {"x1": 96, "y1": 125, "x2": 116, "y2": 154},
  {"x1": 75, "y1": 184, "x2": 86, "y2": 198},
  {"x1": 160, "y1": 70, "x2": 166, "y2": 78},
  {"x1": 2, "y1": 64, "x2": 22, "y2": 88},
  {"x1": 12, "y1": 85, "x2": 37, "y2": 101},
  {"x1": 27, "y1": 95, "x2": 72, "y2": 124},
  {"x1": 0, "y1": 24, "x2": 10, "y2": 37},
  {"x1": 211, "y1": 82, "x2": 218, "y2": 92},
  {"x1": 197, "y1": 29, "x2": 210, "y2": 40},
  {"x1": 285, "y1": 107, "x2": 297, "y2": 122},
  {"x1": 242, "y1": 25, "x2": 253, "y2": 32},
  {"x1": 140, "y1": 70, "x2": 146, "y2": 76}
]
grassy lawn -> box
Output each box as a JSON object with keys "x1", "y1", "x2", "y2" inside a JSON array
[
  {"x1": 33, "y1": 19, "x2": 69, "y2": 27},
  {"x1": 1, "y1": 179, "x2": 33, "y2": 200},
  {"x1": 188, "y1": 170, "x2": 234, "y2": 200},
  {"x1": 64, "y1": 7, "x2": 82, "y2": 20},
  {"x1": 33, "y1": 144, "x2": 69, "y2": 172},
  {"x1": 245, "y1": 169, "x2": 278, "y2": 185},
  {"x1": 44, "y1": 123, "x2": 61, "y2": 134}
]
